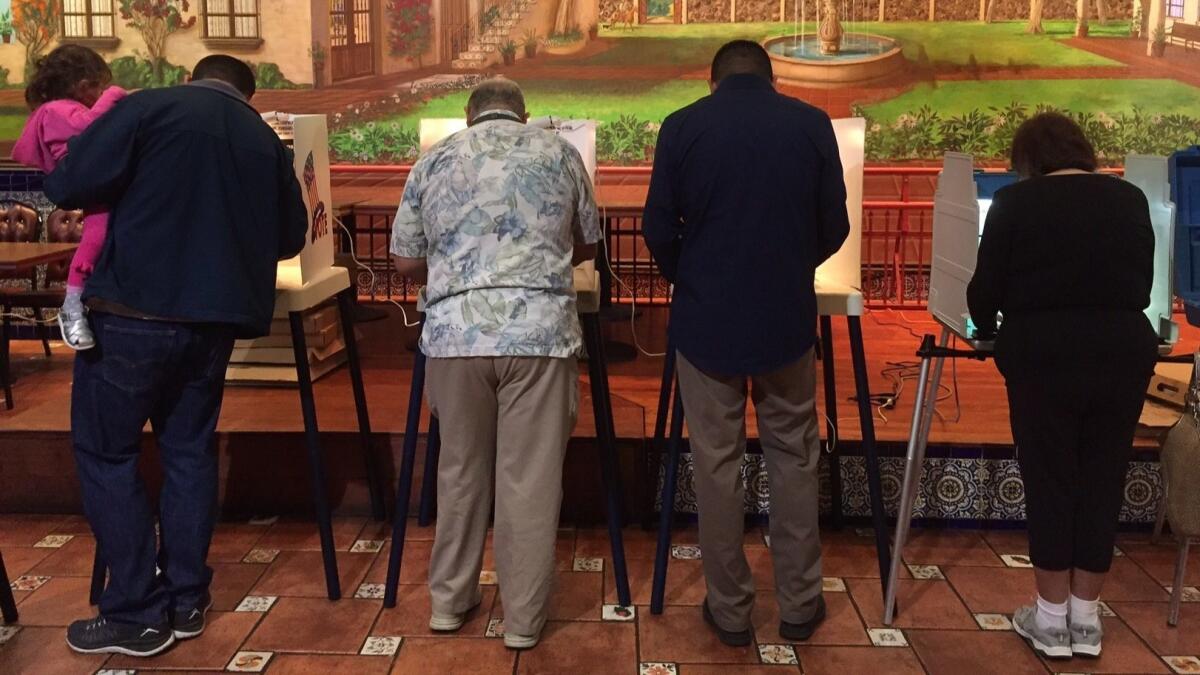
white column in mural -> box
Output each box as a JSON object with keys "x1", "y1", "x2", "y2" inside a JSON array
[
  {"x1": 1146, "y1": 0, "x2": 1165, "y2": 55},
  {"x1": 730, "y1": 0, "x2": 737, "y2": 22},
  {"x1": 682, "y1": 0, "x2": 688, "y2": 23}
]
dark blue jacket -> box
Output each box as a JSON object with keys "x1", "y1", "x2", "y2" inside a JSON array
[
  {"x1": 44, "y1": 82, "x2": 307, "y2": 338},
  {"x1": 642, "y1": 74, "x2": 850, "y2": 376}
]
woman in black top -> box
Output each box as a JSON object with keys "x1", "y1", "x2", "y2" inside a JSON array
[{"x1": 967, "y1": 113, "x2": 1158, "y2": 660}]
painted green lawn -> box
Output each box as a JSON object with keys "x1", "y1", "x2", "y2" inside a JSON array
[
  {"x1": 861, "y1": 79, "x2": 1200, "y2": 121},
  {"x1": 585, "y1": 20, "x2": 1126, "y2": 68},
  {"x1": 0, "y1": 111, "x2": 28, "y2": 142},
  {"x1": 386, "y1": 79, "x2": 710, "y2": 124}
]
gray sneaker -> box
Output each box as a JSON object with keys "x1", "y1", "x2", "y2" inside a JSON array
[
  {"x1": 1069, "y1": 621, "x2": 1103, "y2": 657},
  {"x1": 1012, "y1": 605, "x2": 1072, "y2": 659}
]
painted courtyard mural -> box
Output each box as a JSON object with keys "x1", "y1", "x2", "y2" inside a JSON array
[{"x1": 0, "y1": 0, "x2": 1198, "y2": 165}]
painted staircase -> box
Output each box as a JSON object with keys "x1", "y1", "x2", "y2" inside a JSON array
[{"x1": 451, "y1": 0, "x2": 538, "y2": 70}]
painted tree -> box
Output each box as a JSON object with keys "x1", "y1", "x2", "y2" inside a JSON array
[
  {"x1": 1027, "y1": 0, "x2": 1045, "y2": 33},
  {"x1": 387, "y1": 0, "x2": 434, "y2": 67},
  {"x1": 555, "y1": 0, "x2": 578, "y2": 35},
  {"x1": 1095, "y1": 0, "x2": 1109, "y2": 23},
  {"x1": 1075, "y1": 0, "x2": 1090, "y2": 36},
  {"x1": 12, "y1": 0, "x2": 59, "y2": 81},
  {"x1": 118, "y1": 0, "x2": 197, "y2": 85}
]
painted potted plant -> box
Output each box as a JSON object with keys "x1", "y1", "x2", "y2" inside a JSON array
[
  {"x1": 522, "y1": 29, "x2": 539, "y2": 58},
  {"x1": 588, "y1": 23, "x2": 598, "y2": 40},
  {"x1": 544, "y1": 26, "x2": 586, "y2": 55},
  {"x1": 500, "y1": 39, "x2": 518, "y2": 66},
  {"x1": 308, "y1": 41, "x2": 327, "y2": 89},
  {"x1": 0, "y1": 11, "x2": 13, "y2": 44},
  {"x1": 1151, "y1": 28, "x2": 1167, "y2": 57}
]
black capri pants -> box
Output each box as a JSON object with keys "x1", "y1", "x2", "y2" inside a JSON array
[{"x1": 1005, "y1": 361, "x2": 1153, "y2": 573}]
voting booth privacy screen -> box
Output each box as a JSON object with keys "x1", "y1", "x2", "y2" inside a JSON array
[
  {"x1": 268, "y1": 114, "x2": 335, "y2": 290},
  {"x1": 930, "y1": 152, "x2": 1179, "y2": 344}
]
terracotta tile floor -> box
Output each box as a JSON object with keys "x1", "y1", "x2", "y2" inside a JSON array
[{"x1": 2, "y1": 515, "x2": 1199, "y2": 674}]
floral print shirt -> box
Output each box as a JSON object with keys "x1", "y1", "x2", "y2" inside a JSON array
[{"x1": 391, "y1": 119, "x2": 602, "y2": 358}]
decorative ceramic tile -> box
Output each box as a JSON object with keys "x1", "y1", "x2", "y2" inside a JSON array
[
  {"x1": 355, "y1": 583, "x2": 385, "y2": 599},
  {"x1": 1164, "y1": 655, "x2": 1200, "y2": 674},
  {"x1": 242, "y1": 549, "x2": 280, "y2": 564},
  {"x1": 1113, "y1": 545, "x2": 1125, "y2": 557},
  {"x1": 350, "y1": 539, "x2": 384, "y2": 554},
  {"x1": 227, "y1": 651, "x2": 273, "y2": 672},
  {"x1": 572, "y1": 557, "x2": 604, "y2": 572},
  {"x1": 360, "y1": 636, "x2": 402, "y2": 656},
  {"x1": 0, "y1": 626, "x2": 20, "y2": 645},
  {"x1": 974, "y1": 613, "x2": 1013, "y2": 631},
  {"x1": 479, "y1": 570, "x2": 498, "y2": 585},
  {"x1": 822, "y1": 577, "x2": 847, "y2": 593},
  {"x1": 96, "y1": 670, "x2": 136, "y2": 675},
  {"x1": 868, "y1": 628, "x2": 909, "y2": 647},
  {"x1": 33, "y1": 534, "x2": 73, "y2": 548},
  {"x1": 1165, "y1": 587, "x2": 1200, "y2": 602},
  {"x1": 486, "y1": 618, "x2": 505, "y2": 638},
  {"x1": 639, "y1": 664, "x2": 678, "y2": 675},
  {"x1": 1000, "y1": 554, "x2": 1033, "y2": 568},
  {"x1": 670, "y1": 545, "x2": 702, "y2": 560},
  {"x1": 1098, "y1": 601, "x2": 1116, "y2": 617},
  {"x1": 763, "y1": 534, "x2": 771, "y2": 548},
  {"x1": 248, "y1": 516, "x2": 279, "y2": 526},
  {"x1": 907, "y1": 564, "x2": 945, "y2": 580},
  {"x1": 854, "y1": 528, "x2": 875, "y2": 537},
  {"x1": 758, "y1": 644, "x2": 799, "y2": 665},
  {"x1": 602, "y1": 604, "x2": 636, "y2": 622},
  {"x1": 235, "y1": 595, "x2": 278, "y2": 613},
  {"x1": 10, "y1": 575, "x2": 50, "y2": 592}
]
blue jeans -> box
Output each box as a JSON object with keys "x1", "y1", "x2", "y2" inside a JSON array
[{"x1": 72, "y1": 313, "x2": 235, "y2": 625}]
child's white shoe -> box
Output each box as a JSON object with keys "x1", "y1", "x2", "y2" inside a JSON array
[{"x1": 58, "y1": 311, "x2": 95, "y2": 351}]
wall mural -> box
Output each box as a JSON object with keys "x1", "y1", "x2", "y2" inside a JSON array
[{"x1": 0, "y1": 0, "x2": 1198, "y2": 166}]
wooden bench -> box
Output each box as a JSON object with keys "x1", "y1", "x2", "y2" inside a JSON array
[{"x1": 1168, "y1": 21, "x2": 1200, "y2": 50}]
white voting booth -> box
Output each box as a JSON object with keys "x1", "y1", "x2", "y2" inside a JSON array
[
  {"x1": 928, "y1": 151, "x2": 1178, "y2": 346},
  {"x1": 817, "y1": 118, "x2": 867, "y2": 315},
  {"x1": 884, "y1": 152, "x2": 1180, "y2": 624},
  {"x1": 227, "y1": 113, "x2": 351, "y2": 383}
]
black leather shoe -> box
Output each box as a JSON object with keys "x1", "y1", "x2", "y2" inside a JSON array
[
  {"x1": 702, "y1": 601, "x2": 752, "y2": 647},
  {"x1": 780, "y1": 595, "x2": 827, "y2": 641}
]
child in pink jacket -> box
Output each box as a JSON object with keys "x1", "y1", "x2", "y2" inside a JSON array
[{"x1": 13, "y1": 45, "x2": 127, "y2": 351}]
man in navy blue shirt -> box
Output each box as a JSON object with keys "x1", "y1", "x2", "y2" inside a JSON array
[
  {"x1": 45, "y1": 56, "x2": 307, "y2": 657},
  {"x1": 642, "y1": 40, "x2": 849, "y2": 647}
]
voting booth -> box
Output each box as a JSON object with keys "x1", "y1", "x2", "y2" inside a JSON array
[
  {"x1": 928, "y1": 152, "x2": 1178, "y2": 346},
  {"x1": 1173, "y1": 146, "x2": 1200, "y2": 325}
]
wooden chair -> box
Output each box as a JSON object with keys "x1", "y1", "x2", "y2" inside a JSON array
[{"x1": 1, "y1": 201, "x2": 48, "y2": 408}]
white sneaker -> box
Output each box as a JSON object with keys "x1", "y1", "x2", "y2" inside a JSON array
[
  {"x1": 503, "y1": 631, "x2": 540, "y2": 650},
  {"x1": 1013, "y1": 605, "x2": 1072, "y2": 659},
  {"x1": 428, "y1": 592, "x2": 482, "y2": 632}
]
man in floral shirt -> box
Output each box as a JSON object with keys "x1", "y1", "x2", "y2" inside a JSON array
[{"x1": 390, "y1": 78, "x2": 600, "y2": 650}]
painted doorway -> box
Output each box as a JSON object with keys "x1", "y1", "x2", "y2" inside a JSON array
[
  {"x1": 641, "y1": 0, "x2": 681, "y2": 23},
  {"x1": 330, "y1": 0, "x2": 376, "y2": 81}
]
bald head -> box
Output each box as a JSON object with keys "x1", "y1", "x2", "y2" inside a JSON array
[{"x1": 466, "y1": 78, "x2": 527, "y2": 123}]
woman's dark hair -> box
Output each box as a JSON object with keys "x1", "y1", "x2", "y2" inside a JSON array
[
  {"x1": 25, "y1": 45, "x2": 112, "y2": 110},
  {"x1": 1009, "y1": 112, "x2": 1098, "y2": 178}
]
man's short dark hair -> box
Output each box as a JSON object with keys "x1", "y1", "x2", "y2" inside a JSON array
[
  {"x1": 1009, "y1": 112, "x2": 1098, "y2": 178},
  {"x1": 711, "y1": 40, "x2": 773, "y2": 84},
  {"x1": 192, "y1": 55, "x2": 256, "y2": 99},
  {"x1": 466, "y1": 78, "x2": 526, "y2": 121}
]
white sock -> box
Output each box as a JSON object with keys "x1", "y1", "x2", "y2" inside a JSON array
[
  {"x1": 1070, "y1": 594, "x2": 1100, "y2": 628},
  {"x1": 1035, "y1": 595, "x2": 1069, "y2": 631}
]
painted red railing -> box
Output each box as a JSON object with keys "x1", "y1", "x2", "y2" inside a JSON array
[{"x1": 333, "y1": 165, "x2": 1123, "y2": 309}]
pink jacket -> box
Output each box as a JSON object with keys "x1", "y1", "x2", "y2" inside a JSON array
[{"x1": 12, "y1": 86, "x2": 129, "y2": 173}]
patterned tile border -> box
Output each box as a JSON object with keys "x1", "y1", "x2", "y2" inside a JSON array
[
  {"x1": 350, "y1": 540, "x2": 385, "y2": 554},
  {"x1": 670, "y1": 545, "x2": 701, "y2": 560},
  {"x1": 227, "y1": 651, "x2": 273, "y2": 672},
  {"x1": 242, "y1": 549, "x2": 279, "y2": 564},
  {"x1": 758, "y1": 643, "x2": 799, "y2": 665},
  {"x1": 33, "y1": 534, "x2": 73, "y2": 548},
  {"x1": 355, "y1": 583, "x2": 385, "y2": 599},
  {"x1": 1164, "y1": 655, "x2": 1200, "y2": 674},
  {"x1": 361, "y1": 636, "x2": 402, "y2": 656},
  {"x1": 974, "y1": 613, "x2": 1013, "y2": 631},
  {"x1": 573, "y1": 557, "x2": 604, "y2": 572},
  {"x1": 235, "y1": 596, "x2": 278, "y2": 613},
  {"x1": 602, "y1": 604, "x2": 636, "y2": 622},
  {"x1": 868, "y1": 628, "x2": 908, "y2": 647},
  {"x1": 907, "y1": 564, "x2": 945, "y2": 580}
]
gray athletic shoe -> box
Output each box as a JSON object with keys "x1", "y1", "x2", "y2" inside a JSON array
[
  {"x1": 1069, "y1": 621, "x2": 1103, "y2": 657},
  {"x1": 1012, "y1": 605, "x2": 1072, "y2": 659}
]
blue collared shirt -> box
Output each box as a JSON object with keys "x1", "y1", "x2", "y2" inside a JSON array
[{"x1": 642, "y1": 73, "x2": 851, "y2": 375}]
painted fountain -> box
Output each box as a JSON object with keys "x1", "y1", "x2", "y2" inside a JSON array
[{"x1": 763, "y1": 0, "x2": 906, "y2": 88}]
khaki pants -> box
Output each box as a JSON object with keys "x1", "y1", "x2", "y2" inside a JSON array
[
  {"x1": 425, "y1": 356, "x2": 579, "y2": 637},
  {"x1": 676, "y1": 349, "x2": 823, "y2": 631}
]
